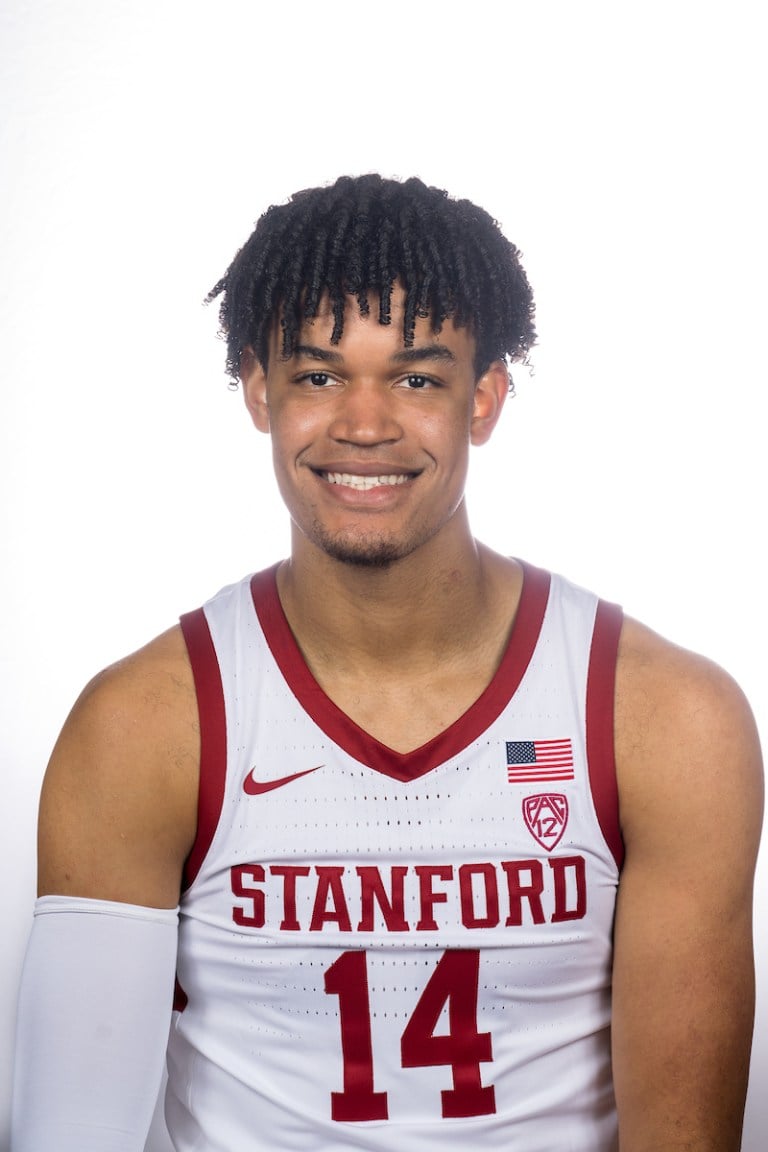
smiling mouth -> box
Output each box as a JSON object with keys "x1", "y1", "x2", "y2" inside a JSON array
[{"x1": 319, "y1": 471, "x2": 414, "y2": 491}]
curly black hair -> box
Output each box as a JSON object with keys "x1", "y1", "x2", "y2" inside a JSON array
[{"x1": 206, "y1": 174, "x2": 536, "y2": 382}]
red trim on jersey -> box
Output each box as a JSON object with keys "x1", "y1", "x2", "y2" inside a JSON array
[
  {"x1": 172, "y1": 976, "x2": 189, "y2": 1013},
  {"x1": 179, "y1": 608, "x2": 228, "y2": 889},
  {"x1": 586, "y1": 600, "x2": 624, "y2": 871},
  {"x1": 250, "y1": 561, "x2": 551, "y2": 782}
]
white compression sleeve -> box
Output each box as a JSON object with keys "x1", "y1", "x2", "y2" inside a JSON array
[{"x1": 11, "y1": 896, "x2": 179, "y2": 1152}]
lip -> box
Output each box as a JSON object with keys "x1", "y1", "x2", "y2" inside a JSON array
[
  {"x1": 306, "y1": 463, "x2": 421, "y2": 506},
  {"x1": 308, "y1": 462, "x2": 419, "y2": 478},
  {"x1": 308, "y1": 464, "x2": 422, "y2": 489}
]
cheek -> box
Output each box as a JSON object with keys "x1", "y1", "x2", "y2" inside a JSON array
[
  {"x1": 428, "y1": 407, "x2": 474, "y2": 461},
  {"x1": 267, "y1": 408, "x2": 316, "y2": 463}
]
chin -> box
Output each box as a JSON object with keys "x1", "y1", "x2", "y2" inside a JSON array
[
  {"x1": 322, "y1": 539, "x2": 404, "y2": 569},
  {"x1": 309, "y1": 524, "x2": 417, "y2": 570}
]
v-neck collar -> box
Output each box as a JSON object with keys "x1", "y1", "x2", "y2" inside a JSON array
[{"x1": 250, "y1": 560, "x2": 551, "y2": 782}]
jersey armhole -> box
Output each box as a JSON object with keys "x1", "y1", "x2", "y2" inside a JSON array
[
  {"x1": 586, "y1": 600, "x2": 624, "y2": 871},
  {"x1": 179, "y1": 608, "x2": 228, "y2": 890}
]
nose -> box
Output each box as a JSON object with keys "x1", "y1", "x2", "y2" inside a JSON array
[{"x1": 327, "y1": 381, "x2": 403, "y2": 446}]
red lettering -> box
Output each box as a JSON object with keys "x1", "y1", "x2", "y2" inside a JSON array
[
  {"x1": 501, "y1": 859, "x2": 545, "y2": 925},
  {"x1": 327, "y1": 950, "x2": 496, "y2": 1121},
  {"x1": 401, "y1": 950, "x2": 496, "y2": 1117},
  {"x1": 415, "y1": 865, "x2": 454, "y2": 930},
  {"x1": 458, "y1": 864, "x2": 500, "y2": 929},
  {"x1": 230, "y1": 864, "x2": 265, "y2": 927},
  {"x1": 269, "y1": 865, "x2": 310, "y2": 931},
  {"x1": 549, "y1": 855, "x2": 587, "y2": 921},
  {"x1": 310, "y1": 867, "x2": 352, "y2": 932},
  {"x1": 231, "y1": 855, "x2": 588, "y2": 934},
  {"x1": 357, "y1": 866, "x2": 409, "y2": 932},
  {"x1": 325, "y1": 951, "x2": 389, "y2": 1120}
]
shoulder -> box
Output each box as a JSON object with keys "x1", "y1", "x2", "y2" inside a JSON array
[
  {"x1": 62, "y1": 624, "x2": 198, "y2": 773},
  {"x1": 38, "y1": 625, "x2": 200, "y2": 905},
  {"x1": 77, "y1": 623, "x2": 197, "y2": 728},
  {"x1": 614, "y1": 615, "x2": 763, "y2": 860}
]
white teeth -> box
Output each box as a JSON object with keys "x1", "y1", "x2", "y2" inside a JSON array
[{"x1": 323, "y1": 472, "x2": 410, "y2": 491}]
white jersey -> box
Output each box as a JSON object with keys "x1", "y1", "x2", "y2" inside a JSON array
[{"x1": 166, "y1": 561, "x2": 623, "y2": 1151}]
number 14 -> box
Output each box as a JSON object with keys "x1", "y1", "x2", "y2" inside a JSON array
[{"x1": 324, "y1": 949, "x2": 496, "y2": 1121}]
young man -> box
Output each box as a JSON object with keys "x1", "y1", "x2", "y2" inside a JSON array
[{"x1": 12, "y1": 175, "x2": 763, "y2": 1151}]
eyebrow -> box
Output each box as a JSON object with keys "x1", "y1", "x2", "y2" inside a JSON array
[
  {"x1": 290, "y1": 343, "x2": 457, "y2": 365},
  {"x1": 290, "y1": 344, "x2": 344, "y2": 364},
  {"x1": 390, "y1": 345, "x2": 457, "y2": 365}
]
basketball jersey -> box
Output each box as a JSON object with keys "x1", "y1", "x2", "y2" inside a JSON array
[{"x1": 166, "y1": 560, "x2": 623, "y2": 1151}]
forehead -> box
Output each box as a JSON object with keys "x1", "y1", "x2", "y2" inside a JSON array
[{"x1": 272, "y1": 290, "x2": 476, "y2": 364}]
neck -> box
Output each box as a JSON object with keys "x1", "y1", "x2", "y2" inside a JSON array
[{"x1": 277, "y1": 524, "x2": 514, "y2": 670}]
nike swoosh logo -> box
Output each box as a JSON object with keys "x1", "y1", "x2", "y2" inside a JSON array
[{"x1": 243, "y1": 765, "x2": 323, "y2": 796}]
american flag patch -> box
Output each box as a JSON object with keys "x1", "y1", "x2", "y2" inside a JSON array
[{"x1": 506, "y1": 739, "x2": 575, "y2": 783}]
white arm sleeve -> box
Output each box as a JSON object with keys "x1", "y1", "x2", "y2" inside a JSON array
[{"x1": 11, "y1": 896, "x2": 179, "y2": 1152}]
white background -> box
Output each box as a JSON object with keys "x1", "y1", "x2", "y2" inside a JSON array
[{"x1": 1, "y1": 2, "x2": 765, "y2": 1149}]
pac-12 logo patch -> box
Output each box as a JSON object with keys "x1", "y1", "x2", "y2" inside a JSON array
[{"x1": 523, "y1": 794, "x2": 569, "y2": 852}]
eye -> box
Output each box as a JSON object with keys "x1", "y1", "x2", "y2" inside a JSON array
[
  {"x1": 298, "y1": 371, "x2": 332, "y2": 387},
  {"x1": 402, "y1": 374, "x2": 434, "y2": 389}
]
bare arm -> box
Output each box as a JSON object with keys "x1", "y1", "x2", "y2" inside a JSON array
[
  {"x1": 12, "y1": 627, "x2": 199, "y2": 1151},
  {"x1": 612, "y1": 619, "x2": 763, "y2": 1151},
  {"x1": 37, "y1": 624, "x2": 199, "y2": 904}
]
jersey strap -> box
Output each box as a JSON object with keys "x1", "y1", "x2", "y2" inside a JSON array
[
  {"x1": 179, "y1": 608, "x2": 227, "y2": 890},
  {"x1": 586, "y1": 598, "x2": 624, "y2": 869}
]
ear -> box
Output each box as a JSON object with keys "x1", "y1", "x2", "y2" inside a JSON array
[
  {"x1": 470, "y1": 360, "x2": 509, "y2": 446},
  {"x1": 240, "y1": 346, "x2": 270, "y2": 433}
]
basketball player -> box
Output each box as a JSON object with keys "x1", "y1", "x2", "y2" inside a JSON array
[{"x1": 12, "y1": 175, "x2": 763, "y2": 1151}]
